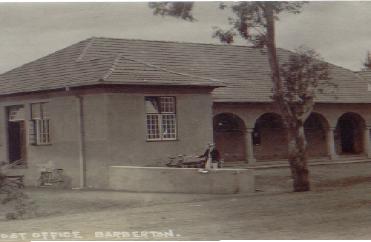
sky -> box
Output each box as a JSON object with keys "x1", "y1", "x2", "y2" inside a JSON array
[{"x1": 0, "y1": 1, "x2": 370, "y2": 73}]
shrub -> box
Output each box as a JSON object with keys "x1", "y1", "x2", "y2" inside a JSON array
[{"x1": 0, "y1": 171, "x2": 38, "y2": 220}]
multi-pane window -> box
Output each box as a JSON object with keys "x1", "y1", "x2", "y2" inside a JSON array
[
  {"x1": 145, "y1": 96, "x2": 177, "y2": 141},
  {"x1": 30, "y1": 103, "x2": 51, "y2": 145},
  {"x1": 8, "y1": 105, "x2": 25, "y2": 121}
]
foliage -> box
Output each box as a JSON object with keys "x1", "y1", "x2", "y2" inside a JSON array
[
  {"x1": 281, "y1": 47, "x2": 330, "y2": 99},
  {"x1": 362, "y1": 51, "x2": 371, "y2": 70},
  {"x1": 280, "y1": 46, "x2": 335, "y2": 121},
  {"x1": 148, "y1": 2, "x2": 195, "y2": 21},
  {"x1": 0, "y1": 167, "x2": 37, "y2": 220}
]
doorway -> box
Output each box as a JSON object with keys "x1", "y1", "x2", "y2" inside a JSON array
[
  {"x1": 7, "y1": 105, "x2": 27, "y2": 165},
  {"x1": 336, "y1": 112, "x2": 365, "y2": 155},
  {"x1": 339, "y1": 119, "x2": 355, "y2": 153}
]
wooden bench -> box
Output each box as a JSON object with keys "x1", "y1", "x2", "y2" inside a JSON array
[{"x1": 5, "y1": 175, "x2": 25, "y2": 188}]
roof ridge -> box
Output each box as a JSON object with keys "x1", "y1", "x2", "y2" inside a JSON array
[
  {"x1": 76, "y1": 37, "x2": 95, "y2": 62},
  {"x1": 91, "y1": 36, "x2": 256, "y2": 49},
  {"x1": 353, "y1": 71, "x2": 371, "y2": 84},
  {"x1": 88, "y1": 37, "x2": 362, "y2": 75},
  {"x1": 119, "y1": 56, "x2": 223, "y2": 85},
  {"x1": 100, "y1": 54, "x2": 123, "y2": 81}
]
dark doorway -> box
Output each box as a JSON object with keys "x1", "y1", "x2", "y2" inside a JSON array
[
  {"x1": 339, "y1": 119, "x2": 356, "y2": 153},
  {"x1": 8, "y1": 120, "x2": 26, "y2": 164},
  {"x1": 336, "y1": 113, "x2": 365, "y2": 155}
]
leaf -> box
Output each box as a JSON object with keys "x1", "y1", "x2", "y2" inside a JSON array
[{"x1": 148, "y1": 2, "x2": 195, "y2": 22}]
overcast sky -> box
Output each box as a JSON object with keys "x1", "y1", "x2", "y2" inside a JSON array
[{"x1": 0, "y1": 1, "x2": 370, "y2": 73}]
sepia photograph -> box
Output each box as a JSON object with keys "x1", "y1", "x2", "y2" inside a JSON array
[{"x1": 0, "y1": 1, "x2": 370, "y2": 240}]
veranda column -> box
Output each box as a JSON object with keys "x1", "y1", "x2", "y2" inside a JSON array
[
  {"x1": 327, "y1": 127, "x2": 337, "y2": 160},
  {"x1": 363, "y1": 127, "x2": 371, "y2": 158},
  {"x1": 245, "y1": 128, "x2": 256, "y2": 164}
]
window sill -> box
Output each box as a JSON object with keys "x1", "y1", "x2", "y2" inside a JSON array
[
  {"x1": 146, "y1": 139, "x2": 178, "y2": 142},
  {"x1": 31, "y1": 143, "x2": 52, "y2": 146}
]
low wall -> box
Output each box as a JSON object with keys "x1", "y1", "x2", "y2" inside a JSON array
[{"x1": 108, "y1": 166, "x2": 255, "y2": 194}]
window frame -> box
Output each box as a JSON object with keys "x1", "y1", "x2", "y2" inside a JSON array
[
  {"x1": 145, "y1": 96, "x2": 177, "y2": 141},
  {"x1": 30, "y1": 102, "x2": 51, "y2": 146}
]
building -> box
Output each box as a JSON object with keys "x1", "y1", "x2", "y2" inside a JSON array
[{"x1": 1, "y1": 37, "x2": 370, "y2": 189}]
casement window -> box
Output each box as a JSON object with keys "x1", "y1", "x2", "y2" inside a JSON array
[
  {"x1": 145, "y1": 96, "x2": 177, "y2": 141},
  {"x1": 29, "y1": 103, "x2": 51, "y2": 145}
]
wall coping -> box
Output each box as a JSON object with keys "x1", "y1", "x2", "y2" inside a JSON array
[{"x1": 110, "y1": 165, "x2": 253, "y2": 172}]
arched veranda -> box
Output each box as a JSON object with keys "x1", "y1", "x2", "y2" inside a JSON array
[{"x1": 213, "y1": 113, "x2": 246, "y2": 162}]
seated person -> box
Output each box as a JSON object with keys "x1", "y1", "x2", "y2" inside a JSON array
[{"x1": 198, "y1": 143, "x2": 220, "y2": 169}]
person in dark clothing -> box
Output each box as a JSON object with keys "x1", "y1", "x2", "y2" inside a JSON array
[{"x1": 198, "y1": 143, "x2": 220, "y2": 169}]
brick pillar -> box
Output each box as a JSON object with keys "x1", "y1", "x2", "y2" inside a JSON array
[
  {"x1": 327, "y1": 127, "x2": 337, "y2": 160},
  {"x1": 363, "y1": 127, "x2": 371, "y2": 158},
  {"x1": 245, "y1": 128, "x2": 256, "y2": 164}
]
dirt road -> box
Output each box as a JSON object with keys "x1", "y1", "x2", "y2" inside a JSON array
[
  {"x1": 1, "y1": 162, "x2": 371, "y2": 240},
  {"x1": 0, "y1": 182, "x2": 370, "y2": 240}
]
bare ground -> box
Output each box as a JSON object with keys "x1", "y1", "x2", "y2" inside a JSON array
[{"x1": 0, "y1": 162, "x2": 370, "y2": 240}]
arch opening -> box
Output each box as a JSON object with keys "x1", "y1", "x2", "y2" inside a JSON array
[
  {"x1": 253, "y1": 113, "x2": 287, "y2": 161},
  {"x1": 304, "y1": 113, "x2": 329, "y2": 158},
  {"x1": 213, "y1": 113, "x2": 246, "y2": 162},
  {"x1": 335, "y1": 112, "x2": 366, "y2": 155}
]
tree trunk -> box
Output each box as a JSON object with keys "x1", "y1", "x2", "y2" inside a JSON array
[
  {"x1": 287, "y1": 119, "x2": 310, "y2": 192},
  {"x1": 264, "y1": 3, "x2": 310, "y2": 192},
  {"x1": 0, "y1": 164, "x2": 5, "y2": 188},
  {"x1": 0, "y1": 172, "x2": 4, "y2": 187},
  {"x1": 264, "y1": 4, "x2": 289, "y2": 115}
]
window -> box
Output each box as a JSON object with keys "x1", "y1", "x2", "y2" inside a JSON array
[
  {"x1": 30, "y1": 103, "x2": 51, "y2": 145},
  {"x1": 8, "y1": 105, "x2": 25, "y2": 121},
  {"x1": 145, "y1": 96, "x2": 177, "y2": 141}
]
